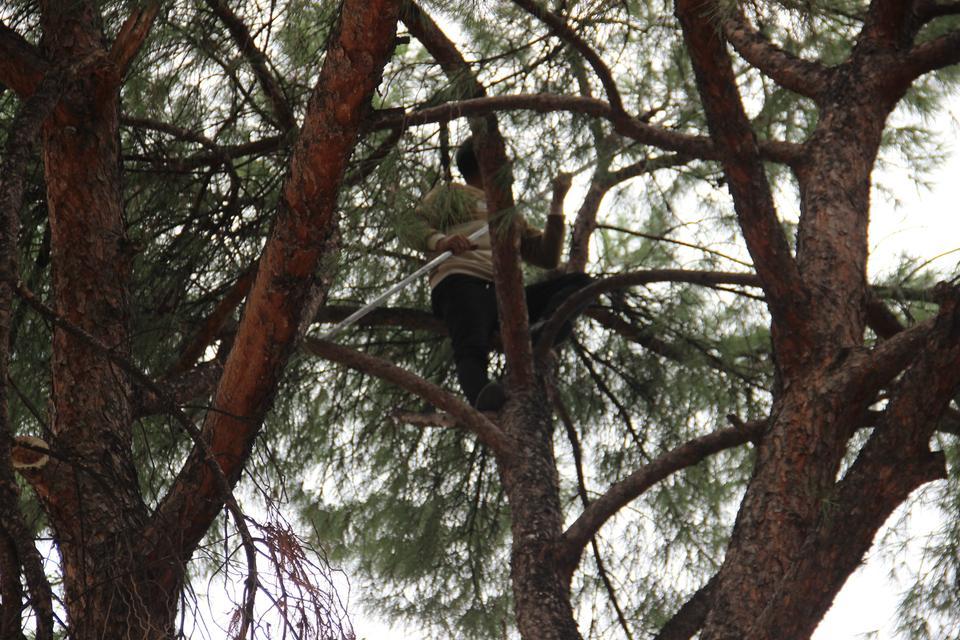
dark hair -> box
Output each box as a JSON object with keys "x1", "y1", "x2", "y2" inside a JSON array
[{"x1": 455, "y1": 137, "x2": 481, "y2": 182}]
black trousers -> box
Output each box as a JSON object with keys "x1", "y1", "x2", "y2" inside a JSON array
[{"x1": 431, "y1": 272, "x2": 592, "y2": 405}]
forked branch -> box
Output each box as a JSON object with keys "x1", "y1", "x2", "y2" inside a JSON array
[
  {"x1": 722, "y1": 9, "x2": 830, "y2": 100},
  {"x1": 204, "y1": 0, "x2": 297, "y2": 131},
  {"x1": 745, "y1": 285, "x2": 960, "y2": 640},
  {"x1": 900, "y1": 28, "x2": 960, "y2": 80},
  {"x1": 109, "y1": 2, "x2": 161, "y2": 78},
  {"x1": 148, "y1": 0, "x2": 404, "y2": 593},
  {"x1": 303, "y1": 338, "x2": 512, "y2": 458},
  {"x1": 558, "y1": 421, "x2": 763, "y2": 573},
  {"x1": 511, "y1": 0, "x2": 626, "y2": 115},
  {"x1": 674, "y1": 0, "x2": 810, "y2": 359}
]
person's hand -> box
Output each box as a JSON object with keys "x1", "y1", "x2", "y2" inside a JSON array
[
  {"x1": 550, "y1": 172, "x2": 572, "y2": 219},
  {"x1": 436, "y1": 234, "x2": 475, "y2": 254}
]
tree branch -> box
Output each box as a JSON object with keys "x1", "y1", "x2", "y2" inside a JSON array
[
  {"x1": 303, "y1": 338, "x2": 513, "y2": 458},
  {"x1": 860, "y1": 0, "x2": 916, "y2": 49},
  {"x1": 146, "y1": 0, "x2": 404, "y2": 591},
  {"x1": 511, "y1": 0, "x2": 626, "y2": 115},
  {"x1": 652, "y1": 574, "x2": 718, "y2": 640},
  {"x1": 828, "y1": 315, "x2": 933, "y2": 402},
  {"x1": 675, "y1": 0, "x2": 811, "y2": 366},
  {"x1": 549, "y1": 383, "x2": 635, "y2": 639},
  {"x1": 168, "y1": 268, "x2": 256, "y2": 376},
  {"x1": 401, "y1": 2, "x2": 486, "y2": 99},
  {"x1": 721, "y1": 9, "x2": 830, "y2": 100},
  {"x1": 916, "y1": 0, "x2": 960, "y2": 22},
  {"x1": 108, "y1": 2, "x2": 161, "y2": 78},
  {"x1": 315, "y1": 305, "x2": 444, "y2": 334},
  {"x1": 900, "y1": 28, "x2": 960, "y2": 79},
  {"x1": 533, "y1": 269, "x2": 762, "y2": 361},
  {"x1": 0, "y1": 66, "x2": 68, "y2": 640},
  {"x1": 133, "y1": 360, "x2": 225, "y2": 419},
  {"x1": 0, "y1": 21, "x2": 46, "y2": 97},
  {"x1": 585, "y1": 307, "x2": 762, "y2": 387},
  {"x1": 558, "y1": 421, "x2": 763, "y2": 572},
  {"x1": 745, "y1": 285, "x2": 960, "y2": 640},
  {"x1": 567, "y1": 153, "x2": 692, "y2": 271},
  {"x1": 371, "y1": 94, "x2": 805, "y2": 166},
  {"x1": 203, "y1": 0, "x2": 297, "y2": 131},
  {"x1": 13, "y1": 281, "x2": 263, "y2": 637}
]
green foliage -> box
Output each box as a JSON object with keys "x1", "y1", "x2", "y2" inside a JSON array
[{"x1": 2, "y1": 0, "x2": 958, "y2": 637}]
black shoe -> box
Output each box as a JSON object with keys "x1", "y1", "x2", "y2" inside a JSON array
[{"x1": 474, "y1": 381, "x2": 507, "y2": 412}]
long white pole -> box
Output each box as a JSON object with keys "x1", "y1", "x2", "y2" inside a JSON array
[{"x1": 318, "y1": 225, "x2": 488, "y2": 340}]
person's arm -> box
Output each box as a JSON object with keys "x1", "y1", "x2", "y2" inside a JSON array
[
  {"x1": 399, "y1": 185, "x2": 479, "y2": 255},
  {"x1": 520, "y1": 213, "x2": 565, "y2": 268}
]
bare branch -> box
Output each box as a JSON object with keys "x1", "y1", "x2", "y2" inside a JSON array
[
  {"x1": 511, "y1": 0, "x2": 626, "y2": 115},
  {"x1": 122, "y1": 116, "x2": 288, "y2": 167},
  {"x1": 303, "y1": 337, "x2": 513, "y2": 458},
  {"x1": 653, "y1": 575, "x2": 718, "y2": 640},
  {"x1": 721, "y1": 10, "x2": 830, "y2": 100},
  {"x1": 372, "y1": 94, "x2": 804, "y2": 165},
  {"x1": 533, "y1": 269, "x2": 762, "y2": 361},
  {"x1": 745, "y1": 286, "x2": 960, "y2": 640},
  {"x1": 147, "y1": 0, "x2": 404, "y2": 592},
  {"x1": 0, "y1": 21, "x2": 46, "y2": 97},
  {"x1": 401, "y1": 2, "x2": 485, "y2": 99},
  {"x1": 203, "y1": 0, "x2": 297, "y2": 131},
  {"x1": 344, "y1": 124, "x2": 404, "y2": 187},
  {"x1": 916, "y1": 0, "x2": 960, "y2": 21},
  {"x1": 900, "y1": 28, "x2": 960, "y2": 79},
  {"x1": 675, "y1": 0, "x2": 811, "y2": 366},
  {"x1": 567, "y1": 154, "x2": 693, "y2": 271},
  {"x1": 168, "y1": 268, "x2": 256, "y2": 376},
  {"x1": 558, "y1": 422, "x2": 763, "y2": 570},
  {"x1": 133, "y1": 360, "x2": 224, "y2": 418},
  {"x1": 108, "y1": 2, "x2": 161, "y2": 78}
]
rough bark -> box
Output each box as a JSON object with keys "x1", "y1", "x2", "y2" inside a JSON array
[
  {"x1": 0, "y1": 65, "x2": 64, "y2": 640},
  {"x1": 34, "y1": 3, "x2": 162, "y2": 636},
  {"x1": 144, "y1": 0, "x2": 403, "y2": 596},
  {"x1": 675, "y1": 1, "x2": 957, "y2": 637},
  {"x1": 497, "y1": 387, "x2": 583, "y2": 640}
]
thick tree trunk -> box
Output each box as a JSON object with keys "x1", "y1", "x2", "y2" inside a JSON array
[
  {"x1": 498, "y1": 386, "x2": 583, "y2": 640},
  {"x1": 36, "y1": 4, "x2": 167, "y2": 637},
  {"x1": 699, "y1": 55, "x2": 922, "y2": 640}
]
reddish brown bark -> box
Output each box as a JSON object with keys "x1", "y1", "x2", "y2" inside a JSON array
[
  {"x1": 669, "y1": 2, "x2": 960, "y2": 638},
  {"x1": 675, "y1": 0, "x2": 811, "y2": 373},
  {"x1": 33, "y1": 3, "x2": 164, "y2": 636},
  {"x1": 145, "y1": 0, "x2": 403, "y2": 594},
  {"x1": 0, "y1": 23, "x2": 45, "y2": 97}
]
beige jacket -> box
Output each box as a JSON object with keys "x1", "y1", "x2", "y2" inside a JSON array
[{"x1": 404, "y1": 183, "x2": 565, "y2": 289}]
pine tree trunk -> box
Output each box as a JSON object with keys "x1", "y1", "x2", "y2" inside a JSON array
[
  {"x1": 700, "y1": 69, "x2": 919, "y2": 640},
  {"x1": 498, "y1": 386, "x2": 583, "y2": 640},
  {"x1": 36, "y1": 4, "x2": 169, "y2": 637}
]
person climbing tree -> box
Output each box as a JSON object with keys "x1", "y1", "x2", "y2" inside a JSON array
[{"x1": 402, "y1": 137, "x2": 591, "y2": 411}]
